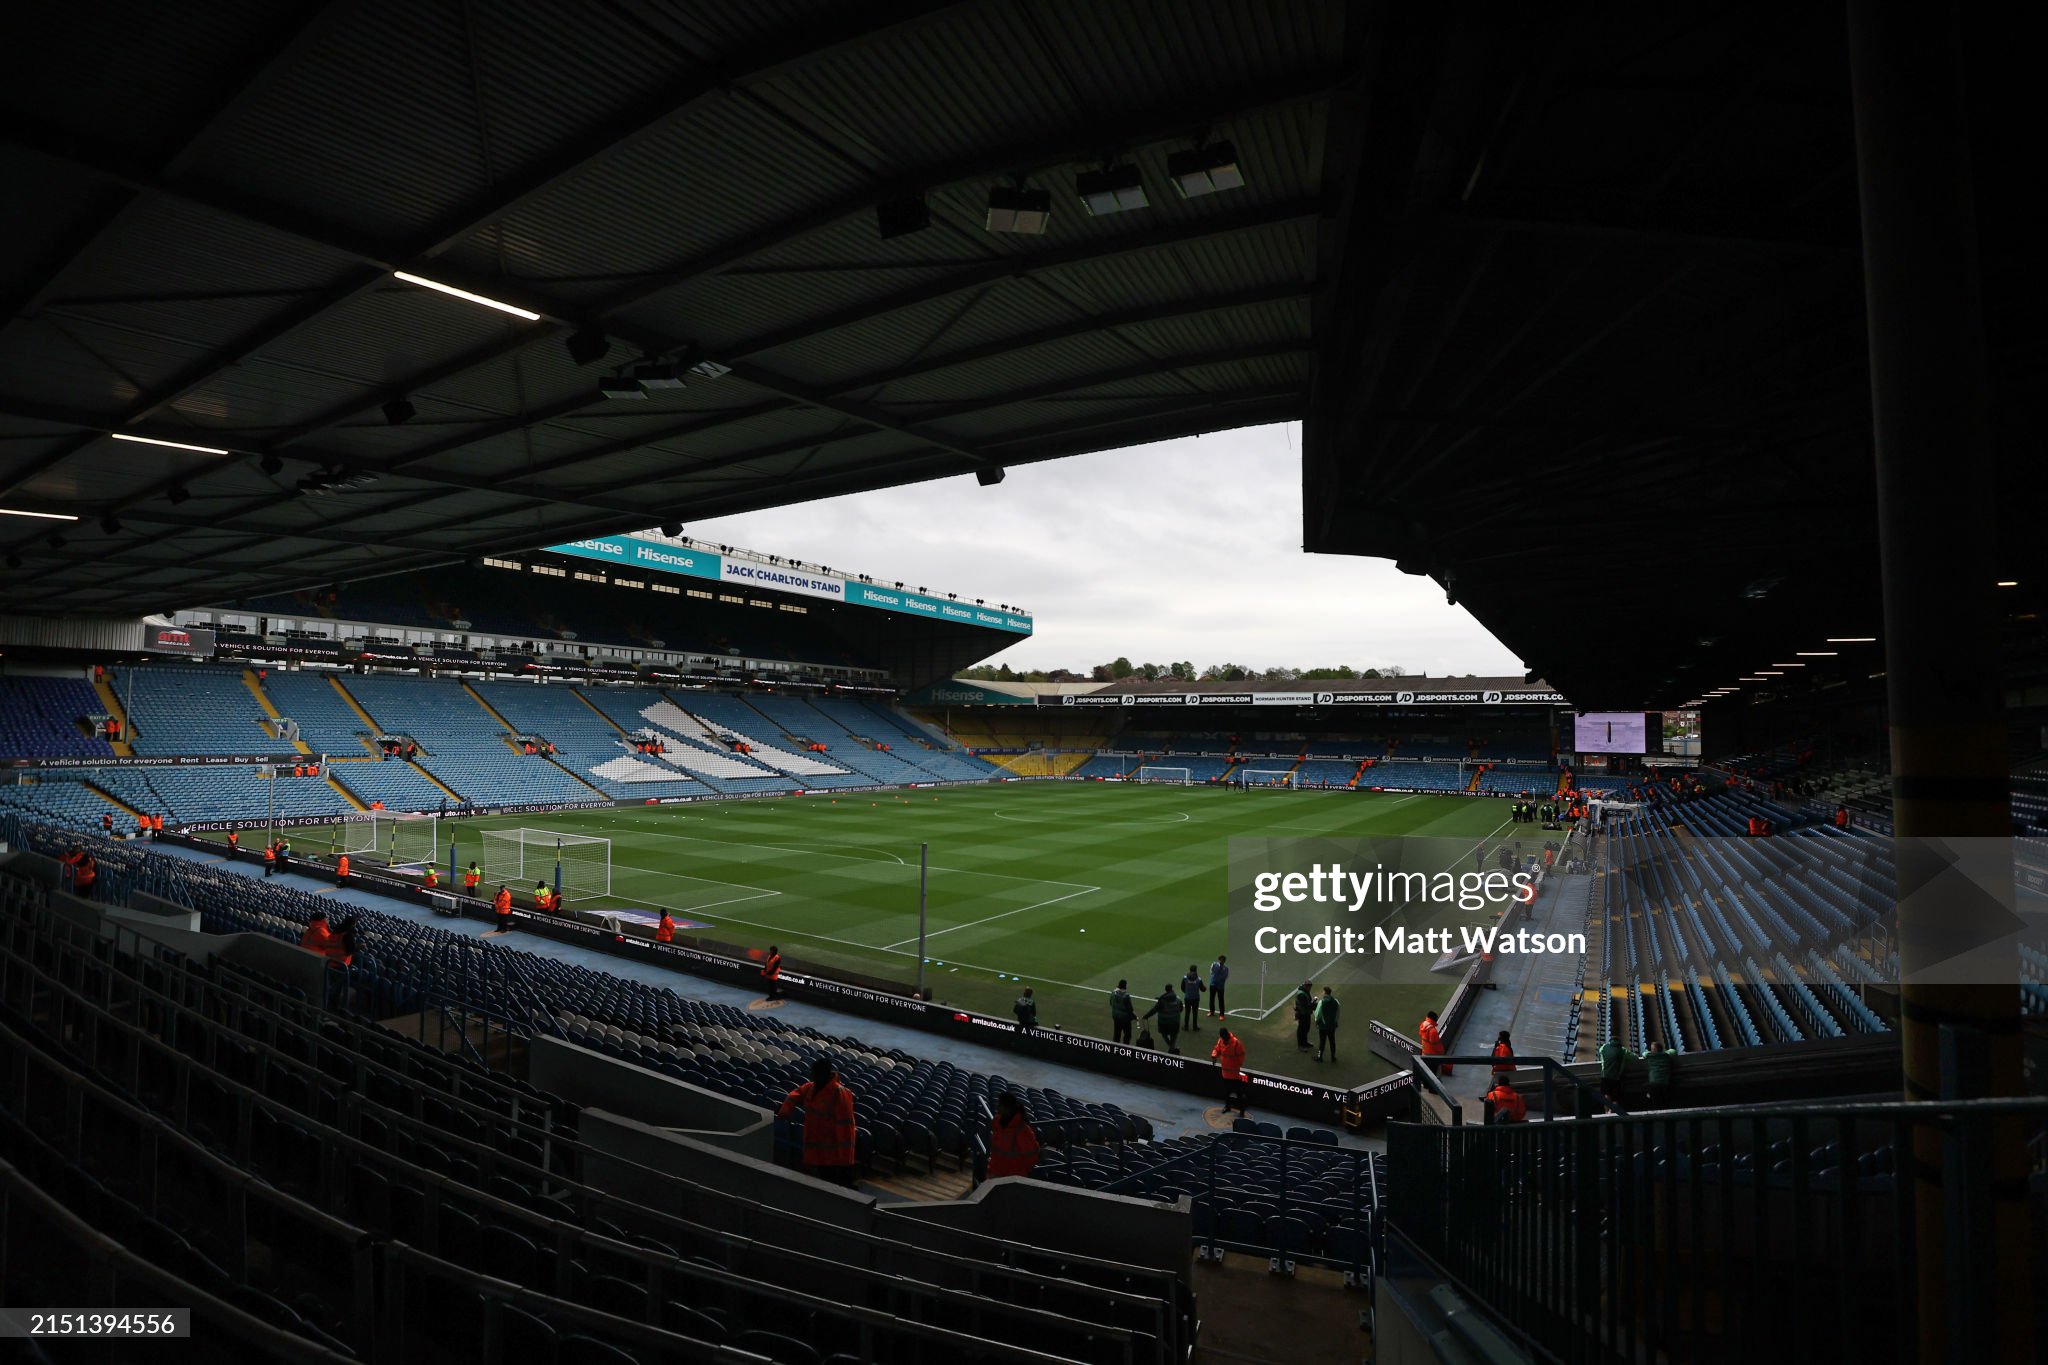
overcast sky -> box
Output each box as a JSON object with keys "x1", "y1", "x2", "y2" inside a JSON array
[{"x1": 685, "y1": 422, "x2": 1527, "y2": 678}]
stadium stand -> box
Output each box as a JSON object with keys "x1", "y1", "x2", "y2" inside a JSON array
[
  {"x1": 0, "y1": 675, "x2": 114, "y2": 758},
  {"x1": 0, "y1": 774, "x2": 125, "y2": 831},
  {"x1": 0, "y1": 832, "x2": 1191, "y2": 1363},
  {"x1": 340, "y1": 675, "x2": 607, "y2": 807},
  {"x1": 93, "y1": 767, "x2": 358, "y2": 826},
  {"x1": 257, "y1": 670, "x2": 378, "y2": 756},
  {"x1": 1581, "y1": 794, "x2": 1896, "y2": 1062},
  {"x1": 120, "y1": 664, "x2": 279, "y2": 756},
  {"x1": 580, "y1": 690, "x2": 799, "y2": 794},
  {"x1": 1364, "y1": 763, "x2": 1467, "y2": 792},
  {"x1": 1036, "y1": 1129, "x2": 1380, "y2": 1277},
  {"x1": 326, "y1": 759, "x2": 455, "y2": 814},
  {"x1": 471, "y1": 682, "x2": 706, "y2": 800}
]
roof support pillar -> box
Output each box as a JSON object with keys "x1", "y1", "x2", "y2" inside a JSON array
[{"x1": 1849, "y1": 3, "x2": 2024, "y2": 1361}]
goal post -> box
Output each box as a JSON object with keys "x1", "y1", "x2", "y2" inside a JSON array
[
  {"x1": 1242, "y1": 768, "x2": 1299, "y2": 789},
  {"x1": 479, "y1": 827, "x2": 612, "y2": 903},
  {"x1": 1133, "y1": 765, "x2": 1192, "y2": 785},
  {"x1": 337, "y1": 812, "x2": 439, "y2": 867}
]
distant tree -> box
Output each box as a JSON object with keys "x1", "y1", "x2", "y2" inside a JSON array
[
  {"x1": 1201, "y1": 663, "x2": 1249, "y2": 682},
  {"x1": 1139, "y1": 662, "x2": 1165, "y2": 680},
  {"x1": 1300, "y1": 666, "x2": 1358, "y2": 680},
  {"x1": 1262, "y1": 666, "x2": 1298, "y2": 681},
  {"x1": 997, "y1": 663, "x2": 1016, "y2": 681},
  {"x1": 1109, "y1": 656, "x2": 1134, "y2": 679},
  {"x1": 1090, "y1": 664, "x2": 1112, "y2": 682},
  {"x1": 1361, "y1": 668, "x2": 1382, "y2": 679},
  {"x1": 1383, "y1": 665, "x2": 1407, "y2": 677},
  {"x1": 1171, "y1": 660, "x2": 1194, "y2": 681},
  {"x1": 958, "y1": 665, "x2": 997, "y2": 680}
]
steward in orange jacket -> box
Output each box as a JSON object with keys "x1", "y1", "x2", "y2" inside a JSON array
[
  {"x1": 1486, "y1": 1079, "x2": 1527, "y2": 1123},
  {"x1": 654, "y1": 912, "x2": 675, "y2": 943},
  {"x1": 985, "y1": 1093, "x2": 1040, "y2": 1179},
  {"x1": 299, "y1": 913, "x2": 336, "y2": 956},
  {"x1": 1492, "y1": 1032, "x2": 1515, "y2": 1076},
  {"x1": 778, "y1": 1060, "x2": 857, "y2": 1183},
  {"x1": 1211, "y1": 1027, "x2": 1249, "y2": 1116},
  {"x1": 761, "y1": 945, "x2": 783, "y2": 999},
  {"x1": 492, "y1": 886, "x2": 513, "y2": 932},
  {"x1": 1420, "y1": 1010, "x2": 1452, "y2": 1075}
]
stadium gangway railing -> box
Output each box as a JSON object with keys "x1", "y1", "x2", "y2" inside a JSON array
[
  {"x1": 1088, "y1": 1130, "x2": 1380, "y2": 1285},
  {"x1": 1406, "y1": 1052, "x2": 1608, "y2": 1128},
  {"x1": 1385, "y1": 1088, "x2": 2048, "y2": 1365},
  {"x1": 0, "y1": 899, "x2": 1186, "y2": 1365}
]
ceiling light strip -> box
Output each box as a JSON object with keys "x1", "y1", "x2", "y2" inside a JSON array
[
  {"x1": 111, "y1": 432, "x2": 230, "y2": 455},
  {"x1": 392, "y1": 271, "x2": 542, "y2": 321}
]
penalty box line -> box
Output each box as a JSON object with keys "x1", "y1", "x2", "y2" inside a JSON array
[
  {"x1": 612, "y1": 863, "x2": 784, "y2": 916},
  {"x1": 880, "y1": 884, "x2": 1101, "y2": 952}
]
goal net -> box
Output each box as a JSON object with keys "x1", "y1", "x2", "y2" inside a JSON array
[
  {"x1": 479, "y1": 828, "x2": 612, "y2": 902},
  {"x1": 1134, "y1": 765, "x2": 1191, "y2": 785},
  {"x1": 338, "y1": 812, "x2": 439, "y2": 867},
  {"x1": 1242, "y1": 768, "x2": 1298, "y2": 789}
]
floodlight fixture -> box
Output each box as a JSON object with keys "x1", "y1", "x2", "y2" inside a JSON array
[
  {"x1": 985, "y1": 186, "x2": 1051, "y2": 234},
  {"x1": 1167, "y1": 142, "x2": 1244, "y2": 198},
  {"x1": 1076, "y1": 164, "x2": 1147, "y2": 215}
]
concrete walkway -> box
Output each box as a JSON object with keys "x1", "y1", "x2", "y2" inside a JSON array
[
  {"x1": 1441, "y1": 861, "x2": 1594, "y2": 1110},
  {"x1": 152, "y1": 842, "x2": 1381, "y2": 1148}
]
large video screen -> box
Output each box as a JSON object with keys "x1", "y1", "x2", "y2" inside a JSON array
[{"x1": 1574, "y1": 711, "x2": 1648, "y2": 755}]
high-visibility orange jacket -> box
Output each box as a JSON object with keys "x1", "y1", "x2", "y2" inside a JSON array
[
  {"x1": 1419, "y1": 1018, "x2": 1446, "y2": 1056},
  {"x1": 336, "y1": 855, "x2": 350, "y2": 879},
  {"x1": 1487, "y1": 1083, "x2": 1527, "y2": 1123},
  {"x1": 655, "y1": 916, "x2": 675, "y2": 943},
  {"x1": 987, "y1": 1112, "x2": 1040, "y2": 1178},
  {"x1": 152, "y1": 815, "x2": 164, "y2": 832},
  {"x1": 1211, "y1": 1034, "x2": 1247, "y2": 1081},
  {"x1": 762, "y1": 952, "x2": 782, "y2": 982},
  {"x1": 300, "y1": 920, "x2": 336, "y2": 954},
  {"x1": 463, "y1": 869, "x2": 481, "y2": 890},
  {"x1": 493, "y1": 889, "x2": 513, "y2": 915},
  {"x1": 778, "y1": 1077, "x2": 857, "y2": 1168},
  {"x1": 1492, "y1": 1041, "x2": 1514, "y2": 1075},
  {"x1": 262, "y1": 846, "x2": 276, "y2": 865},
  {"x1": 423, "y1": 867, "x2": 439, "y2": 887}
]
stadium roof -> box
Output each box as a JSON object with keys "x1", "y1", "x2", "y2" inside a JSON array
[
  {"x1": 0, "y1": 0, "x2": 1331, "y2": 619},
  {"x1": 1299, "y1": 7, "x2": 2037, "y2": 709},
  {"x1": 0, "y1": 5, "x2": 2032, "y2": 714}
]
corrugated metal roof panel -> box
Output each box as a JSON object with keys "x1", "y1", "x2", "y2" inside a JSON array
[{"x1": 182, "y1": 1, "x2": 492, "y2": 242}]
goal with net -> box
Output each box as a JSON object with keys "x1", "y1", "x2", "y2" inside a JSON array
[
  {"x1": 1241, "y1": 769, "x2": 1299, "y2": 789},
  {"x1": 479, "y1": 828, "x2": 612, "y2": 902},
  {"x1": 338, "y1": 812, "x2": 440, "y2": 867},
  {"x1": 1133, "y1": 765, "x2": 1191, "y2": 785}
]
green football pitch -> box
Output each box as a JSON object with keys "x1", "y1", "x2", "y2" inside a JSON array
[{"x1": 432, "y1": 783, "x2": 1521, "y2": 1088}]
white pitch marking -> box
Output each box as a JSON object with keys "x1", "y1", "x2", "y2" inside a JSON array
[{"x1": 880, "y1": 884, "x2": 1100, "y2": 951}]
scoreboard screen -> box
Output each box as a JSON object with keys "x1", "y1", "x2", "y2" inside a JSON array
[{"x1": 1573, "y1": 711, "x2": 1649, "y2": 754}]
